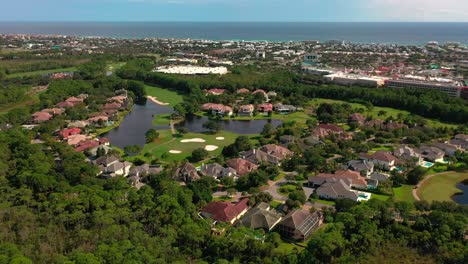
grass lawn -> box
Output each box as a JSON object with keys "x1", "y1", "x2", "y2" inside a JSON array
[
  {"x1": 0, "y1": 94, "x2": 39, "y2": 114},
  {"x1": 141, "y1": 130, "x2": 250, "y2": 162},
  {"x1": 278, "y1": 184, "x2": 300, "y2": 195},
  {"x1": 424, "y1": 164, "x2": 448, "y2": 176},
  {"x1": 370, "y1": 146, "x2": 394, "y2": 152},
  {"x1": 418, "y1": 172, "x2": 468, "y2": 202},
  {"x1": 370, "y1": 193, "x2": 391, "y2": 201},
  {"x1": 107, "y1": 62, "x2": 126, "y2": 71},
  {"x1": 270, "y1": 200, "x2": 283, "y2": 209},
  {"x1": 273, "y1": 240, "x2": 306, "y2": 255},
  {"x1": 393, "y1": 185, "x2": 416, "y2": 203},
  {"x1": 308, "y1": 98, "x2": 458, "y2": 129},
  {"x1": 310, "y1": 198, "x2": 336, "y2": 206},
  {"x1": 6, "y1": 67, "x2": 77, "y2": 78},
  {"x1": 152, "y1": 113, "x2": 173, "y2": 125},
  {"x1": 144, "y1": 85, "x2": 184, "y2": 106}
]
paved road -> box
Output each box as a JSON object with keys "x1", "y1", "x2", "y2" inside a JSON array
[
  {"x1": 265, "y1": 178, "x2": 289, "y2": 201},
  {"x1": 412, "y1": 171, "x2": 454, "y2": 201}
]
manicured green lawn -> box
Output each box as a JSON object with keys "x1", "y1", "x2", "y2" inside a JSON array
[
  {"x1": 370, "y1": 193, "x2": 391, "y2": 201},
  {"x1": 6, "y1": 67, "x2": 77, "y2": 78},
  {"x1": 310, "y1": 198, "x2": 336, "y2": 206},
  {"x1": 144, "y1": 85, "x2": 184, "y2": 106},
  {"x1": 308, "y1": 98, "x2": 458, "y2": 128},
  {"x1": 152, "y1": 113, "x2": 173, "y2": 125},
  {"x1": 418, "y1": 172, "x2": 468, "y2": 202},
  {"x1": 142, "y1": 130, "x2": 248, "y2": 162},
  {"x1": 393, "y1": 185, "x2": 416, "y2": 202}
]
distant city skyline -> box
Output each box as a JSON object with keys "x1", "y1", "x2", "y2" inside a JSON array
[{"x1": 1, "y1": 0, "x2": 467, "y2": 22}]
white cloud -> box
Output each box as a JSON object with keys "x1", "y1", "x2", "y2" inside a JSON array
[{"x1": 368, "y1": 0, "x2": 468, "y2": 21}]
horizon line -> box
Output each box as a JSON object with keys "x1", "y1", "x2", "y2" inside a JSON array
[{"x1": 0, "y1": 20, "x2": 467, "y2": 23}]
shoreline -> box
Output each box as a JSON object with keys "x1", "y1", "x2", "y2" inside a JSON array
[{"x1": 147, "y1": 95, "x2": 170, "y2": 106}]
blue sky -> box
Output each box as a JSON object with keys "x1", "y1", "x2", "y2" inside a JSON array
[{"x1": 2, "y1": 0, "x2": 467, "y2": 22}]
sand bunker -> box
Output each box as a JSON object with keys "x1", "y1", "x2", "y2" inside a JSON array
[
  {"x1": 169, "y1": 150, "x2": 182, "y2": 154},
  {"x1": 147, "y1": 96, "x2": 169, "y2": 106},
  {"x1": 215, "y1": 137, "x2": 225, "y2": 140},
  {"x1": 204, "y1": 145, "x2": 219, "y2": 151},
  {"x1": 181, "y1": 138, "x2": 206, "y2": 143}
]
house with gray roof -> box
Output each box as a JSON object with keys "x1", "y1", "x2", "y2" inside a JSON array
[
  {"x1": 393, "y1": 145, "x2": 423, "y2": 167},
  {"x1": 200, "y1": 163, "x2": 238, "y2": 180},
  {"x1": 417, "y1": 146, "x2": 445, "y2": 162},
  {"x1": 238, "y1": 202, "x2": 283, "y2": 231},
  {"x1": 370, "y1": 172, "x2": 391, "y2": 182},
  {"x1": 347, "y1": 160, "x2": 374, "y2": 176},
  {"x1": 315, "y1": 179, "x2": 359, "y2": 201},
  {"x1": 276, "y1": 210, "x2": 322, "y2": 241}
]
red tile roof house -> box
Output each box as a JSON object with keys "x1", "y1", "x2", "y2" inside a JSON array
[
  {"x1": 206, "y1": 88, "x2": 226, "y2": 96},
  {"x1": 56, "y1": 101, "x2": 75, "y2": 108},
  {"x1": 226, "y1": 158, "x2": 258, "y2": 176},
  {"x1": 308, "y1": 170, "x2": 368, "y2": 190},
  {"x1": 65, "y1": 96, "x2": 84, "y2": 105},
  {"x1": 201, "y1": 103, "x2": 233, "y2": 116},
  {"x1": 236, "y1": 88, "x2": 250, "y2": 94},
  {"x1": 318, "y1": 123, "x2": 344, "y2": 133},
  {"x1": 74, "y1": 139, "x2": 99, "y2": 152},
  {"x1": 252, "y1": 89, "x2": 269, "y2": 101},
  {"x1": 103, "y1": 102, "x2": 122, "y2": 110},
  {"x1": 360, "y1": 151, "x2": 397, "y2": 171},
  {"x1": 42, "y1": 108, "x2": 66, "y2": 116},
  {"x1": 238, "y1": 104, "x2": 255, "y2": 117},
  {"x1": 59, "y1": 128, "x2": 81, "y2": 140},
  {"x1": 31, "y1": 111, "x2": 53, "y2": 123},
  {"x1": 201, "y1": 198, "x2": 250, "y2": 224},
  {"x1": 87, "y1": 115, "x2": 109, "y2": 126},
  {"x1": 257, "y1": 103, "x2": 273, "y2": 114},
  {"x1": 349, "y1": 113, "x2": 365, "y2": 125}
]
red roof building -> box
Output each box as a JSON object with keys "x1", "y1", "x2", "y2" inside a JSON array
[
  {"x1": 74, "y1": 140, "x2": 99, "y2": 152},
  {"x1": 257, "y1": 103, "x2": 273, "y2": 113},
  {"x1": 60, "y1": 128, "x2": 81, "y2": 139},
  {"x1": 31, "y1": 111, "x2": 53, "y2": 123},
  {"x1": 226, "y1": 158, "x2": 258, "y2": 176},
  {"x1": 206, "y1": 88, "x2": 226, "y2": 95},
  {"x1": 201, "y1": 198, "x2": 250, "y2": 224},
  {"x1": 318, "y1": 123, "x2": 344, "y2": 133},
  {"x1": 236, "y1": 88, "x2": 250, "y2": 94}
]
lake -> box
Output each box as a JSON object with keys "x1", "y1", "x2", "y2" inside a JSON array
[
  {"x1": 451, "y1": 179, "x2": 468, "y2": 205},
  {"x1": 104, "y1": 100, "x2": 282, "y2": 148}
]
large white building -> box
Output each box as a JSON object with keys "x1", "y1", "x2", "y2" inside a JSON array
[
  {"x1": 384, "y1": 78, "x2": 465, "y2": 97},
  {"x1": 324, "y1": 73, "x2": 387, "y2": 87},
  {"x1": 153, "y1": 65, "x2": 228, "y2": 75}
]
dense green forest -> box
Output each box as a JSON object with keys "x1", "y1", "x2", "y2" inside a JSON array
[{"x1": 0, "y1": 128, "x2": 466, "y2": 263}]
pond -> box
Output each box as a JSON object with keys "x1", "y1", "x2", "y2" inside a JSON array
[
  {"x1": 451, "y1": 179, "x2": 468, "y2": 205},
  {"x1": 104, "y1": 100, "x2": 283, "y2": 148}
]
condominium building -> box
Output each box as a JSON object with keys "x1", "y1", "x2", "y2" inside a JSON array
[{"x1": 384, "y1": 79, "x2": 465, "y2": 97}]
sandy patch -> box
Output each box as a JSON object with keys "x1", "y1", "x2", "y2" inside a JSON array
[
  {"x1": 169, "y1": 150, "x2": 182, "y2": 154},
  {"x1": 147, "y1": 96, "x2": 169, "y2": 106},
  {"x1": 204, "y1": 145, "x2": 219, "y2": 151},
  {"x1": 215, "y1": 137, "x2": 225, "y2": 140},
  {"x1": 180, "y1": 138, "x2": 206, "y2": 143}
]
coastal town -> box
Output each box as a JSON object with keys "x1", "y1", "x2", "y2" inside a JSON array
[{"x1": 0, "y1": 33, "x2": 467, "y2": 263}]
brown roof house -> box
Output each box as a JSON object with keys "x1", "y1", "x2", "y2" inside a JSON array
[
  {"x1": 240, "y1": 144, "x2": 293, "y2": 165},
  {"x1": 238, "y1": 104, "x2": 255, "y2": 117},
  {"x1": 200, "y1": 163, "x2": 238, "y2": 180},
  {"x1": 226, "y1": 158, "x2": 258, "y2": 176},
  {"x1": 417, "y1": 146, "x2": 445, "y2": 163},
  {"x1": 349, "y1": 113, "x2": 365, "y2": 125},
  {"x1": 277, "y1": 210, "x2": 322, "y2": 241},
  {"x1": 201, "y1": 198, "x2": 250, "y2": 225},
  {"x1": 238, "y1": 202, "x2": 283, "y2": 231},
  {"x1": 175, "y1": 162, "x2": 200, "y2": 182},
  {"x1": 31, "y1": 111, "x2": 53, "y2": 123}
]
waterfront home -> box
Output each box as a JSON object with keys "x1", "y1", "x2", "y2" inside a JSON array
[
  {"x1": 238, "y1": 104, "x2": 255, "y2": 116},
  {"x1": 175, "y1": 162, "x2": 200, "y2": 182},
  {"x1": 103, "y1": 102, "x2": 122, "y2": 110},
  {"x1": 360, "y1": 151, "x2": 397, "y2": 171},
  {"x1": 201, "y1": 198, "x2": 250, "y2": 225},
  {"x1": 277, "y1": 210, "x2": 322, "y2": 241},
  {"x1": 87, "y1": 115, "x2": 109, "y2": 126},
  {"x1": 274, "y1": 104, "x2": 297, "y2": 114},
  {"x1": 226, "y1": 158, "x2": 258, "y2": 176},
  {"x1": 68, "y1": 120, "x2": 90, "y2": 128},
  {"x1": 238, "y1": 202, "x2": 282, "y2": 231},
  {"x1": 201, "y1": 103, "x2": 233, "y2": 116},
  {"x1": 257, "y1": 103, "x2": 273, "y2": 114}
]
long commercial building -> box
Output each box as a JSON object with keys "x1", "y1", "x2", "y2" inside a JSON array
[
  {"x1": 324, "y1": 74, "x2": 387, "y2": 87},
  {"x1": 384, "y1": 79, "x2": 466, "y2": 98}
]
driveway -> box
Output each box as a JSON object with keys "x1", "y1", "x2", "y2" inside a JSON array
[{"x1": 265, "y1": 178, "x2": 289, "y2": 201}]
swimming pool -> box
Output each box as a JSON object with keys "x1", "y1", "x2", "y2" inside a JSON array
[{"x1": 422, "y1": 161, "x2": 434, "y2": 168}]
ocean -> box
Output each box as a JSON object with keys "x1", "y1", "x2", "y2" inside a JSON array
[{"x1": 0, "y1": 22, "x2": 467, "y2": 45}]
